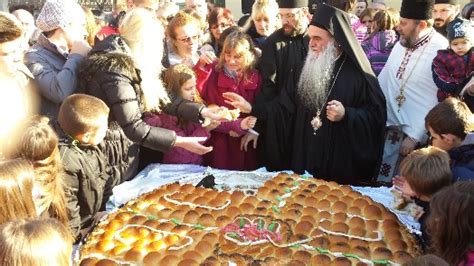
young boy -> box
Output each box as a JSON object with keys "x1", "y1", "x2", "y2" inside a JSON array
[
  {"x1": 57, "y1": 94, "x2": 110, "y2": 241},
  {"x1": 432, "y1": 17, "x2": 474, "y2": 111},
  {"x1": 395, "y1": 146, "x2": 453, "y2": 249},
  {"x1": 425, "y1": 97, "x2": 474, "y2": 181}
]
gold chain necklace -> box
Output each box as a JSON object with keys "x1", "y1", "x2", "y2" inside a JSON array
[{"x1": 310, "y1": 55, "x2": 346, "y2": 134}]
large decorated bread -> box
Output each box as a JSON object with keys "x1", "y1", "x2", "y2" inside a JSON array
[{"x1": 79, "y1": 173, "x2": 421, "y2": 265}]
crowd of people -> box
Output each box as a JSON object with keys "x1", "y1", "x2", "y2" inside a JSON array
[{"x1": 0, "y1": 0, "x2": 473, "y2": 264}]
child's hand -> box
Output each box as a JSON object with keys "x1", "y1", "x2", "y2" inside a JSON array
[
  {"x1": 199, "y1": 51, "x2": 217, "y2": 67},
  {"x1": 240, "y1": 116, "x2": 257, "y2": 130},
  {"x1": 204, "y1": 120, "x2": 220, "y2": 132},
  {"x1": 393, "y1": 175, "x2": 416, "y2": 198}
]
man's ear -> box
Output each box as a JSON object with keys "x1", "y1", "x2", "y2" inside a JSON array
[{"x1": 417, "y1": 20, "x2": 429, "y2": 30}]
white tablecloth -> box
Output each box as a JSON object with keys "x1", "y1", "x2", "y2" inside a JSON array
[{"x1": 107, "y1": 164, "x2": 420, "y2": 235}]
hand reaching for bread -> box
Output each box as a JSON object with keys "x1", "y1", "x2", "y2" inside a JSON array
[
  {"x1": 202, "y1": 104, "x2": 240, "y2": 127},
  {"x1": 393, "y1": 176, "x2": 416, "y2": 198}
]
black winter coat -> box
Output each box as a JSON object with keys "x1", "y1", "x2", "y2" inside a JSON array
[
  {"x1": 59, "y1": 137, "x2": 109, "y2": 239},
  {"x1": 78, "y1": 35, "x2": 204, "y2": 184}
]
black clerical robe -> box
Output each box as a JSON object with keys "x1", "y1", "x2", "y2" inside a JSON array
[
  {"x1": 252, "y1": 28, "x2": 309, "y2": 171},
  {"x1": 257, "y1": 55, "x2": 386, "y2": 185}
]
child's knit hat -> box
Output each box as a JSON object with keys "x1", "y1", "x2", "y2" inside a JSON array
[{"x1": 447, "y1": 17, "x2": 473, "y2": 42}]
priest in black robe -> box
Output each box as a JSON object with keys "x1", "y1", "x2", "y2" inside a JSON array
[
  {"x1": 250, "y1": 0, "x2": 310, "y2": 171},
  {"x1": 225, "y1": 4, "x2": 386, "y2": 185}
]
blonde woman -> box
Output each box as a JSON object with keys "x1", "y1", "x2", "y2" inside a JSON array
[
  {"x1": 0, "y1": 218, "x2": 73, "y2": 266},
  {"x1": 0, "y1": 159, "x2": 37, "y2": 224},
  {"x1": 78, "y1": 8, "x2": 223, "y2": 185},
  {"x1": 243, "y1": 0, "x2": 281, "y2": 49}
]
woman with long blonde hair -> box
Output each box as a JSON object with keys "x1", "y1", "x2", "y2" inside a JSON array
[
  {"x1": 16, "y1": 116, "x2": 69, "y2": 226},
  {"x1": 0, "y1": 159, "x2": 37, "y2": 224},
  {"x1": 78, "y1": 8, "x2": 225, "y2": 185},
  {"x1": 0, "y1": 218, "x2": 74, "y2": 266}
]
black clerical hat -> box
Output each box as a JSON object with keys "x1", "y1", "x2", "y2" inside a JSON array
[
  {"x1": 309, "y1": 4, "x2": 378, "y2": 87},
  {"x1": 400, "y1": 0, "x2": 435, "y2": 20},
  {"x1": 278, "y1": 0, "x2": 309, "y2": 8},
  {"x1": 435, "y1": 0, "x2": 459, "y2": 4}
]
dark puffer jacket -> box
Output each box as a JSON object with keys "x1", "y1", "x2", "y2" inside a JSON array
[
  {"x1": 78, "y1": 35, "x2": 204, "y2": 184},
  {"x1": 59, "y1": 136, "x2": 109, "y2": 239}
]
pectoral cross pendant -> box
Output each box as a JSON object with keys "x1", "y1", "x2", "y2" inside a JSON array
[
  {"x1": 396, "y1": 94, "x2": 406, "y2": 112},
  {"x1": 311, "y1": 111, "x2": 322, "y2": 135}
]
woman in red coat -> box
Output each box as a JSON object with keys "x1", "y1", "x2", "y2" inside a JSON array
[{"x1": 195, "y1": 31, "x2": 260, "y2": 170}]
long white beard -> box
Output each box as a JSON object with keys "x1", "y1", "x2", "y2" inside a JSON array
[{"x1": 297, "y1": 42, "x2": 337, "y2": 112}]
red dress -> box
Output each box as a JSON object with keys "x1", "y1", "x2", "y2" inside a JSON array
[{"x1": 195, "y1": 63, "x2": 261, "y2": 170}]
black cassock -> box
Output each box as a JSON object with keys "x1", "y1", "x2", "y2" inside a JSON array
[
  {"x1": 253, "y1": 4, "x2": 387, "y2": 185},
  {"x1": 252, "y1": 28, "x2": 308, "y2": 171},
  {"x1": 257, "y1": 54, "x2": 386, "y2": 185},
  {"x1": 291, "y1": 55, "x2": 386, "y2": 185}
]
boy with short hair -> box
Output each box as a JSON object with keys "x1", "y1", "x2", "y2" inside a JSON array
[
  {"x1": 425, "y1": 97, "x2": 474, "y2": 181},
  {"x1": 57, "y1": 94, "x2": 110, "y2": 241},
  {"x1": 432, "y1": 17, "x2": 474, "y2": 111},
  {"x1": 396, "y1": 146, "x2": 453, "y2": 249}
]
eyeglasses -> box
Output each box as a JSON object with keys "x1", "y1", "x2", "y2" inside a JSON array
[{"x1": 177, "y1": 35, "x2": 199, "y2": 43}]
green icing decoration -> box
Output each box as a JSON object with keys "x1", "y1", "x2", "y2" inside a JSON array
[
  {"x1": 147, "y1": 215, "x2": 159, "y2": 221},
  {"x1": 170, "y1": 218, "x2": 181, "y2": 225},
  {"x1": 227, "y1": 232, "x2": 239, "y2": 238},
  {"x1": 343, "y1": 253, "x2": 360, "y2": 259},
  {"x1": 315, "y1": 247, "x2": 329, "y2": 254},
  {"x1": 372, "y1": 259, "x2": 390, "y2": 265},
  {"x1": 290, "y1": 244, "x2": 301, "y2": 249},
  {"x1": 276, "y1": 196, "x2": 282, "y2": 202},
  {"x1": 271, "y1": 206, "x2": 281, "y2": 214},
  {"x1": 239, "y1": 217, "x2": 244, "y2": 228},
  {"x1": 293, "y1": 181, "x2": 299, "y2": 186},
  {"x1": 193, "y1": 224, "x2": 205, "y2": 230},
  {"x1": 284, "y1": 187, "x2": 291, "y2": 193},
  {"x1": 258, "y1": 219, "x2": 264, "y2": 230},
  {"x1": 268, "y1": 222, "x2": 276, "y2": 231}
]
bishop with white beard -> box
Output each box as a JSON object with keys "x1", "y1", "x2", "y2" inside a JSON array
[{"x1": 225, "y1": 4, "x2": 387, "y2": 185}]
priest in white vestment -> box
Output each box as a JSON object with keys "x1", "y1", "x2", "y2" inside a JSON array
[{"x1": 377, "y1": 0, "x2": 449, "y2": 183}]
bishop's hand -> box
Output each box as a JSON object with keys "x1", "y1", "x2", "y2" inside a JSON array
[{"x1": 326, "y1": 100, "x2": 345, "y2": 122}]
